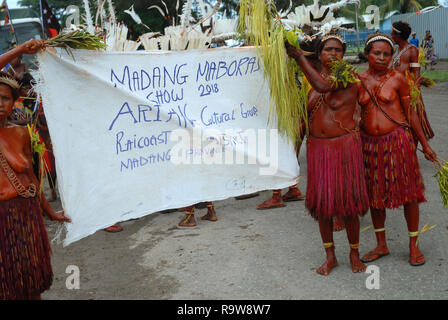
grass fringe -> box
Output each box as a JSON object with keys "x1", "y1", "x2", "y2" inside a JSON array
[{"x1": 238, "y1": 0, "x2": 308, "y2": 144}]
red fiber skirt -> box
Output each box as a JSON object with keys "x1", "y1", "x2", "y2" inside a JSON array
[
  {"x1": 361, "y1": 127, "x2": 426, "y2": 210},
  {"x1": 0, "y1": 197, "x2": 53, "y2": 300},
  {"x1": 306, "y1": 132, "x2": 369, "y2": 220},
  {"x1": 418, "y1": 95, "x2": 434, "y2": 141}
]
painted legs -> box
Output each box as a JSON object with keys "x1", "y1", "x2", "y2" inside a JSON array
[
  {"x1": 361, "y1": 202, "x2": 425, "y2": 266},
  {"x1": 316, "y1": 215, "x2": 366, "y2": 276},
  {"x1": 178, "y1": 202, "x2": 217, "y2": 227}
]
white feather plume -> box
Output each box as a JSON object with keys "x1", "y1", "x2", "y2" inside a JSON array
[
  {"x1": 148, "y1": 5, "x2": 166, "y2": 17},
  {"x1": 284, "y1": 0, "x2": 353, "y2": 35},
  {"x1": 82, "y1": 0, "x2": 94, "y2": 34},
  {"x1": 124, "y1": 4, "x2": 142, "y2": 25},
  {"x1": 107, "y1": 0, "x2": 116, "y2": 22},
  {"x1": 180, "y1": 0, "x2": 193, "y2": 27}
]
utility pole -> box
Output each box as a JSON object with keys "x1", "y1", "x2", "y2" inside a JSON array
[{"x1": 355, "y1": 1, "x2": 360, "y2": 54}]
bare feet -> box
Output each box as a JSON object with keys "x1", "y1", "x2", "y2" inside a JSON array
[
  {"x1": 350, "y1": 250, "x2": 367, "y2": 273},
  {"x1": 333, "y1": 216, "x2": 345, "y2": 232},
  {"x1": 360, "y1": 246, "x2": 390, "y2": 263},
  {"x1": 282, "y1": 187, "x2": 305, "y2": 202},
  {"x1": 178, "y1": 213, "x2": 197, "y2": 227},
  {"x1": 409, "y1": 246, "x2": 425, "y2": 266},
  {"x1": 104, "y1": 224, "x2": 123, "y2": 233},
  {"x1": 256, "y1": 194, "x2": 286, "y2": 210},
  {"x1": 316, "y1": 257, "x2": 339, "y2": 276},
  {"x1": 201, "y1": 208, "x2": 217, "y2": 221}
]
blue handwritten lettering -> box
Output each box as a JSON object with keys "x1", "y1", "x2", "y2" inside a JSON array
[
  {"x1": 110, "y1": 64, "x2": 189, "y2": 92},
  {"x1": 115, "y1": 130, "x2": 171, "y2": 155},
  {"x1": 149, "y1": 88, "x2": 184, "y2": 105},
  {"x1": 109, "y1": 102, "x2": 138, "y2": 131},
  {"x1": 165, "y1": 104, "x2": 196, "y2": 128},
  {"x1": 196, "y1": 56, "x2": 261, "y2": 82},
  {"x1": 200, "y1": 106, "x2": 236, "y2": 126},
  {"x1": 120, "y1": 150, "x2": 171, "y2": 171},
  {"x1": 240, "y1": 103, "x2": 258, "y2": 118},
  {"x1": 109, "y1": 102, "x2": 164, "y2": 131}
]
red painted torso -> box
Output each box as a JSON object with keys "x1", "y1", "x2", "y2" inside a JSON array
[
  {"x1": 0, "y1": 125, "x2": 35, "y2": 200},
  {"x1": 358, "y1": 69, "x2": 410, "y2": 136},
  {"x1": 307, "y1": 82, "x2": 360, "y2": 138}
]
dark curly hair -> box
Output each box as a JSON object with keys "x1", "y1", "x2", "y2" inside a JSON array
[
  {"x1": 392, "y1": 21, "x2": 412, "y2": 40},
  {"x1": 364, "y1": 33, "x2": 395, "y2": 56},
  {"x1": 0, "y1": 71, "x2": 20, "y2": 102},
  {"x1": 18, "y1": 72, "x2": 35, "y2": 88},
  {"x1": 317, "y1": 35, "x2": 347, "y2": 55},
  {"x1": 299, "y1": 36, "x2": 321, "y2": 67}
]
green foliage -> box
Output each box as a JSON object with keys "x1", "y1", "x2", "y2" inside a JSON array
[
  {"x1": 283, "y1": 28, "x2": 301, "y2": 49},
  {"x1": 337, "y1": 0, "x2": 439, "y2": 30},
  {"x1": 45, "y1": 30, "x2": 107, "y2": 50},
  {"x1": 435, "y1": 161, "x2": 448, "y2": 208},
  {"x1": 16, "y1": 1, "x2": 215, "y2": 38},
  {"x1": 27, "y1": 124, "x2": 45, "y2": 157},
  {"x1": 239, "y1": 0, "x2": 308, "y2": 144},
  {"x1": 424, "y1": 71, "x2": 448, "y2": 83},
  {"x1": 406, "y1": 71, "x2": 421, "y2": 111},
  {"x1": 328, "y1": 59, "x2": 359, "y2": 88},
  {"x1": 18, "y1": 0, "x2": 84, "y2": 16}
]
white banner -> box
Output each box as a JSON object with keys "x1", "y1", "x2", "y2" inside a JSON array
[{"x1": 37, "y1": 47, "x2": 300, "y2": 246}]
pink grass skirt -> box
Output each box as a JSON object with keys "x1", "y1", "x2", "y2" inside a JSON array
[
  {"x1": 306, "y1": 132, "x2": 369, "y2": 220},
  {"x1": 361, "y1": 127, "x2": 426, "y2": 210}
]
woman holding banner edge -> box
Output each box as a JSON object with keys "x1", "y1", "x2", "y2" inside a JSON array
[{"x1": 0, "y1": 40, "x2": 71, "y2": 300}]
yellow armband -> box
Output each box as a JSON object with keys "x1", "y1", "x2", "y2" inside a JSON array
[{"x1": 323, "y1": 242, "x2": 334, "y2": 249}]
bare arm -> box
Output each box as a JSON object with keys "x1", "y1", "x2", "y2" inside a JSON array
[
  {"x1": 40, "y1": 193, "x2": 71, "y2": 222},
  {"x1": 0, "y1": 40, "x2": 45, "y2": 70},
  {"x1": 398, "y1": 74, "x2": 436, "y2": 161},
  {"x1": 295, "y1": 122, "x2": 307, "y2": 158},
  {"x1": 22, "y1": 129, "x2": 70, "y2": 222},
  {"x1": 409, "y1": 47, "x2": 421, "y2": 85}
]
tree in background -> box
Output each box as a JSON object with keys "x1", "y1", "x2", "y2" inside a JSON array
[
  {"x1": 17, "y1": 0, "x2": 440, "y2": 39},
  {"x1": 18, "y1": 0, "x2": 83, "y2": 16},
  {"x1": 337, "y1": 0, "x2": 438, "y2": 30},
  {"x1": 17, "y1": 0, "x2": 198, "y2": 37}
]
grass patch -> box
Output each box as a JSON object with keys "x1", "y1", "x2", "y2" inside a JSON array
[
  {"x1": 348, "y1": 69, "x2": 448, "y2": 82},
  {"x1": 422, "y1": 71, "x2": 448, "y2": 82}
]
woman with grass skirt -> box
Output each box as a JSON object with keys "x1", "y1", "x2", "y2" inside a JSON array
[
  {"x1": 357, "y1": 33, "x2": 437, "y2": 267},
  {"x1": 0, "y1": 40, "x2": 71, "y2": 300},
  {"x1": 285, "y1": 34, "x2": 369, "y2": 276},
  {"x1": 391, "y1": 21, "x2": 434, "y2": 142}
]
